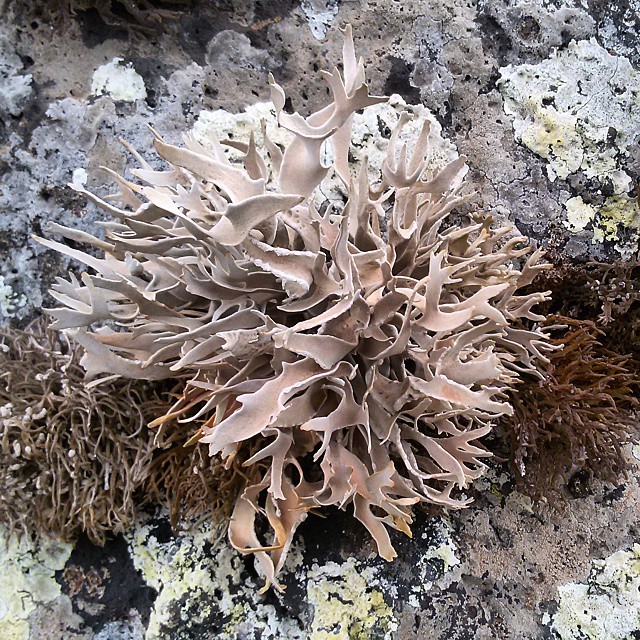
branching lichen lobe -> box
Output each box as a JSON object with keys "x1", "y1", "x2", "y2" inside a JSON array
[{"x1": 39, "y1": 25, "x2": 552, "y2": 589}]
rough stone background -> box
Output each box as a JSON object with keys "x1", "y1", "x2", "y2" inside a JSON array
[{"x1": 0, "y1": 1, "x2": 639, "y2": 638}]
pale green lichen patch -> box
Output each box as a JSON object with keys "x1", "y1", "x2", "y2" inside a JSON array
[
  {"x1": 516, "y1": 103, "x2": 583, "y2": 180},
  {"x1": 422, "y1": 520, "x2": 461, "y2": 574},
  {"x1": 91, "y1": 58, "x2": 146, "y2": 102},
  {"x1": 564, "y1": 196, "x2": 596, "y2": 233},
  {"x1": 127, "y1": 515, "x2": 305, "y2": 639},
  {"x1": 127, "y1": 514, "x2": 396, "y2": 639},
  {"x1": 127, "y1": 511, "x2": 466, "y2": 638},
  {"x1": 499, "y1": 39, "x2": 640, "y2": 246},
  {"x1": 599, "y1": 195, "x2": 640, "y2": 244},
  {"x1": 552, "y1": 544, "x2": 640, "y2": 640},
  {"x1": 564, "y1": 193, "x2": 640, "y2": 245},
  {"x1": 192, "y1": 102, "x2": 289, "y2": 151},
  {"x1": 306, "y1": 557, "x2": 395, "y2": 639},
  {"x1": 300, "y1": 516, "x2": 462, "y2": 637},
  {"x1": 400, "y1": 518, "x2": 462, "y2": 608},
  {"x1": 0, "y1": 526, "x2": 72, "y2": 640}
]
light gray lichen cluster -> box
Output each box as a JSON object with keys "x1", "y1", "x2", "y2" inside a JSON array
[{"x1": 499, "y1": 38, "x2": 640, "y2": 254}]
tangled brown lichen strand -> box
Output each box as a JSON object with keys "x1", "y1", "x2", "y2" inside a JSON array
[
  {"x1": 503, "y1": 316, "x2": 639, "y2": 501},
  {"x1": 39, "y1": 26, "x2": 552, "y2": 589},
  {"x1": 0, "y1": 320, "x2": 165, "y2": 544},
  {"x1": 502, "y1": 259, "x2": 640, "y2": 500},
  {"x1": 145, "y1": 382, "x2": 267, "y2": 530}
]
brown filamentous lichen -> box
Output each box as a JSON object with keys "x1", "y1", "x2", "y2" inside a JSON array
[
  {"x1": 38, "y1": 26, "x2": 553, "y2": 589},
  {"x1": 502, "y1": 258, "x2": 640, "y2": 501},
  {"x1": 559, "y1": 260, "x2": 640, "y2": 357},
  {"x1": 535, "y1": 258, "x2": 640, "y2": 350},
  {"x1": 503, "y1": 316, "x2": 639, "y2": 501},
  {"x1": 145, "y1": 392, "x2": 266, "y2": 530},
  {"x1": 0, "y1": 319, "x2": 166, "y2": 544}
]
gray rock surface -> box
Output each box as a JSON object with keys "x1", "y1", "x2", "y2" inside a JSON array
[{"x1": 0, "y1": 1, "x2": 639, "y2": 638}]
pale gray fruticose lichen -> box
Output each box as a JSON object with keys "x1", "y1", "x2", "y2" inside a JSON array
[{"x1": 38, "y1": 25, "x2": 552, "y2": 591}]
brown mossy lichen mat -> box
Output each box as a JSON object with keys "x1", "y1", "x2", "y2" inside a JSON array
[
  {"x1": 0, "y1": 319, "x2": 165, "y2": 544},
  {"x1": 1, "y1": 24, "x2": 639, "y2": 596}
]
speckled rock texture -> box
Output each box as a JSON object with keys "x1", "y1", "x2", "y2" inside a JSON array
[{"x1": 0, "y1": 1, "x2": 639, "y2": 638}]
